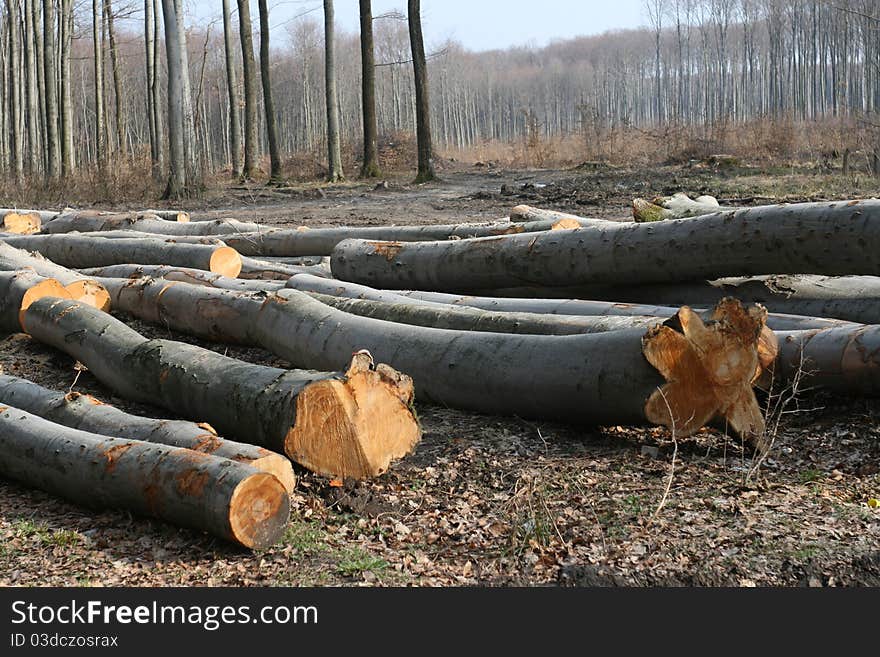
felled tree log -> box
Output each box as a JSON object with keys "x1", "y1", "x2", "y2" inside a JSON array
[
  {"x1": 508, "y1": 205, "x2": 612, "y2": 225},
  {"x1": 771, "y1": 325, "x2": 880, "y2": 395},
  {"x1": 0, "y1": 271, "x2": 71, "y2": 333},
  {"x1": 217, "y1": 217, "x2": 596, "y2": 257},
  {"x1": 2, "y1": 234, "x2": 241, "y2": 277},
  {"x1": 137, "y1": 209, "x2": 191, "y2": 222},
  {"x1": 0, "y1": 242, "x2": 111, "y2": 310},
  {"x1": 1, "y1": 208, "x2": 61, "y2": 222},
  {"x1": 310, "y1": 292, "x2": 662, "y2": 335},
  {"x1": 255, "y1": 292, "x2": 771, "y2": 443},
  {"x1": 538, "y1": 275, "x2": 880, "y2": 326},
  {"x1": 43, "y1": 211, "x2": 255, "y2": 235},
  {"x1": 0, "y1": 375, "x2": 294, "y2": 492},
  {"x1": 239, "y1": 255, "x2": 331, "y2": 280},
  {"x1": 0, "y1": 405, "x2": 289, "y2": 549},
  {"x1": 331, "y1": 200, "x2": 880, "y2": 290},
  {"x1": 285, "y1": 273, "x2": 439, "y2": 305},
  {"x1": 65, "y1": 230, "x2": 228, "y2": 246},
  {"x1": 392, "y1": 289, "x2": 847, "y2": 331},
  {"x1": 633, "y1": 193, "x2": 732, "y2": 222},
  {"x1": 24, "y1": 297, "x2": 420, "y2": 479},
  {"x1": 2, "y1": 211, "x2": 41, "y2": 234},
  {"x1": 81, "y1": 264, "x2": 278, "y2": 293}
]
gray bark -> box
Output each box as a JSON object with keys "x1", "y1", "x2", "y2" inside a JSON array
[
  {"x1": 359, "y1": 0, "x2": 380, "y2": 178},
  {"x1": 0, "y1": 404, "x2": 289, "y2": 549},
  {"x1": 324, "y1": 0, "x2": 344, "y2": 181},
  {"x1": 24, "y1": 296, "x2": 420, "y2": 478},
  {"x1": 257, "y1": 0, "x2": 281, "y2": 182},
  {"x1": 236, "y1": 0, "x2": 259, "y2": 180},
  {"x1": 161, "y1": 0, "x2": 186, "y2": 196},
  {"x1": 330, "y1": 200, "x2": 880, "y2": 290},
  {"x1": 221, "y1": 0, "x2": 242, "y2": 178},
  {"x1": 42, "y1": 0, "x2": 60, "y2": 179},
  {"x1": 0, "y1": 374, "x2": 295, "y2": 492}
]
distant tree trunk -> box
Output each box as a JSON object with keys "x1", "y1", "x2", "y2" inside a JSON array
[
  {"x1": 236, "y1": 0, "x2": 259, "y2": 180},
  {"x1": 151, "y1": 0, "x2": 164, "y2": 174},
  {"x1": 324, "y1": 0, "x2": 344, "y2": 182},
  {"x1": 145, "y1": 0, "x2": 158, "y2": 174},
  {"x1": 408, "y1": 0, "x2": 435, "y2": 182},
  {"x1": 6, "y1": 0, "x2": 24, "y2": 181},
  {"x1": 359, "y1": 0, "x2": 380, "y2": 178},
  {"x1": 92, "y1": 0, "x2": 105, "y2": 170},
  {"x1": 59, "y1": 0, "x2": 74, "y2": 175},
  {"x1": 161, "y1": 0, "x2": 186, "y2": 197},
  {"x1": 24, "y1": 0, "x2": 40, "y2": 174},
  {"x1": 257, "y1": 0, "x2": 282, "y2": 183},
  {"x1": 221, "y1": 0, "x2": 242, "y2": 178},
  {"x1": 42, "y1": 0, "x2": 60, "y2": 180},
  {"x1": 103, "y1": 0, "x2": 125, "y2": 159}
]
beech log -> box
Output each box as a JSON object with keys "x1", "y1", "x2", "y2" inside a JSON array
[
  {"x1": 0, "y1": 242, "x2": 111, "y2": 310},
  {"x1": 0, "y1": 270, "x2": 71, "y2": 333},
  {"x1": 238, "y1": 255, "x2": 331, "y2": 280},
  {"x1": 1, "y1": 208, "x2": 61, "y2": 222},
  {"x1": 330, "y1": 200, "x2": 880, "y2": 290},
  {"x1": 23, "y1": 297, "x2": 420, "y2": 479},
  {"x1": 217, "y1": 218, "x2": 597, "y2": 257},
  {"x1": 0, "y1": 404, "x2": 289, "y2": 549},
  {"x1": 2, "y1": 211, "x2": 41, "y2": 234},
  {"x1": 43, "y1": 212, "x2": 257, "y2": 235},
  {"x1": 66, "y1": 230, "x2": 228, "y2": 245},
  {"x1": 1, "y1": 234, "x2": 241, "y2": 277},
  {"x1": 508, "y1": 205, "x2": 612, "y2": 225},
  {"x1": 137, "y1": 209, "x2": 191, "y2": 222},
  {"x1": 81, "y1": 264, "x2": 278, "y2": 293},
  {"x1": 633, "y1": 193, "x2": 733, "y2": 222},
  {"x1": 0, "y1": 375, "x2": 294, "y2": 492}
]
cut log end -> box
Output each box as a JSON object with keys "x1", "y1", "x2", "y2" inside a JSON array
[
  {"x1": 228, "y1": 472, "x2": 290, "y2": 549},
  {"x1": 641, "y1": 298, "x2": 770, "y2": 450},
  {"x1": 551, "y1": 218, "x2": 583, "y2": 230},
  {"x1": 19, "y1": 280, "x2": 72, "y2": 329},
  {"x1": 284, "y1": 353, "x2": 421, "y2": 480},
  {"x1": 3, "y1": 212, "x2": 41, "y2": 234},
  {"x1": 247, "y1": 452, "x2": 297, "y2": 494},
  {"x1": 210, "y1": 246, "x2": 243, "y2": 278},
  {"x1": 64, "y1": 280, "x2": 112, "y2": 312},
  {"x1": 176, "y1": 212, "x2": 190, "y2": 223},
  {"x1": 509, "y1": 205, "x2": 531, "y2": 221}
]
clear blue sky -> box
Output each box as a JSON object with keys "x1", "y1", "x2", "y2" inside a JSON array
[{"x1": 189, "y1": 1, "x2": 647, "y2": 52}]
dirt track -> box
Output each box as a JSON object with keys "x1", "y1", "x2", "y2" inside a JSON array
[{"x1": 1, "y1": 163, "x2": 879, "y2": 586}]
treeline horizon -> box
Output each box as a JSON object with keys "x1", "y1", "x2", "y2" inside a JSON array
[{"x1": 1, "y1": 0, "x2": 878, "y2": 198}]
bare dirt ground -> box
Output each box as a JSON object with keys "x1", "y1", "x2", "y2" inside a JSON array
[{"x1": 1, "y1": 161, "x2": 879, "y2": 587}]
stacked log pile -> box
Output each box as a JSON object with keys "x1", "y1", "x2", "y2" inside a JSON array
[{"x1": 2, "y1": 198, "x2": 879, "y2": 548}]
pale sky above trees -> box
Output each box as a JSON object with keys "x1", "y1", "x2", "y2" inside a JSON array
[{"x1": 189, "y1": 0, "x2": 647, "y2": 52}]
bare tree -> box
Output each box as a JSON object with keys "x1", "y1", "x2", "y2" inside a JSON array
[
  {"x1": 257, "y1": 0, "x2": 282, "y2": 183},
  {"x1": 359, "y1": 0, "x2": 380, "y2": 178},
  {"x1": 59, "y1": 0, "x2": 74, "y2": 175},
  {"x1": 324, "y1": 0, "x2": 344, "y2": 181},
  {"x1": 92, "y1": 0, "x2": 106, "y2": 170},
  {"x1": 236, "y1": 0, "x2": 259, "y2": 180},
  {"x1": 221, "y1": 0, "x2": 242, "y2": 178},
  {"x1": 42, "y1": 0, "x2": 60, "y2": 179},
  {"x1": 161, "y1": 0, "x2": 186, "y2": 197},
  {"x1": 408, "y1": 0, "x2": 435, "y2": 181},
  {"x1": 103, "y1": 0, "x2": 125, "y2": 158}
]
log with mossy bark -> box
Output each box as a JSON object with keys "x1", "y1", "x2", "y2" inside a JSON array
[
  {"x1": 524, "y1": 275, "x2": 880, "y2": 326},
  {"x1": 216, "y1": 217, "x2": 597, "y2": 257},
  {"x1": 0, "y1": 242, "x2": 111, "y2": 310},
  {"x1": 330, "y1": 200, "x2": 880, "y2": 291},
  {"x1": 632, "y1": 193, "x2": 733, "y2": 222},
  {"x1": 0, "y1": 270, "x2": 71, "y2": 334},
  {"x1": 0, "y1": 374, "x2": 295, "y2": 492},
  {"x1": 23, "y1": 297, "x2": 420, "y2": 479},
  {"x1": 0, "y1": 404, "x2": 289, "y2": 549},
  {"x1": 0, "y1": 234, "x2": 242, "y2": 277},
  {"x1": 42, "y1": 211, "x2": 255, "y2": 235}
]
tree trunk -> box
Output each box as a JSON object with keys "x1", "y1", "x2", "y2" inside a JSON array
[
  {"x1": 359, "y1": 0, "x2": 380, "y2": 178},
  {"x1": 216, "y1": 218, "x2": 595, "y2": 256},
  {"x1": 0, "y1": 270, "x2": 69, "y2": 334},
  {"x1": 103, "y1": 0, "x2": 124, "y2": 158},
  {"x1": 24, "y1": 297, "x2": 421, "y2": 479},
  {"x1": 0, "y1": 404, "x2": 289, "y2": 549},
  {"x1": 92, "y1": 0, "x2": 105, "y2": 170},
  {"x1": 236, "y1": 0, "x2": 259, "y2": 180},
  {"x1": 43, "y1": 211, "x2": 262, "y2": 235},
  {"x1": 632, "y1": 193, "x2": 733, "y2": 222},
  {"x1": 221, "y1": 0, "x2": 242, "y2": 178},
  {"x1": 323, "y1": 0, "x2": 344, "y2": 182},
  {"x1": 257, "y1": 0, "x2": 282, "y2": 183},
  {"x1": 0, "y1": 374, "x2": 294, "y2": 492},
  {"x1": 145, "y1": 0, "x2": 158, "y2": 174},
  {"x1": 151, "y1": 0, "x2": 164, "y2": 174},
  {"x1": 408, "y1": 0, "x2": 435, "y2": 182},
  {"x1": 84, "y1": 264, "x2": 275, "y2": 293},
  {"x1": 0, "y1": 234, "x2": 242, "y2": 277},
  {"x1": 238, "y1": 256, "x2": 330, "y2": 280},
  {"x1": 509, "y1": 205, "x2": 615, "y2": 225},
  {"x1": 161, "y1": 0, "x2": 186, "y2": 197},
  {"x1": 42, "y1": 0, "x2": 60, "y2": 179},
  {"x1": 0, "y1": 241, "x2": 111, "y2": 310},
  {"x1": 60, "y1": 0, "x2": 75, "y2": 175},
  {"x1": 95, "y1": 278, "x2": 770, "y2": 445},
  {"x1": 771, "y1": 324, "x2": 880, "y2": 395},
  {"x1": 329, "y1": 200, "x2": 880, "y2": 291},
  {"x1": 138, "y1": 209, "x2": 190, "y2": 222}
]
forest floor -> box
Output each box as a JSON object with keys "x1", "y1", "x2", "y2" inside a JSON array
[{"x1": 1, "y1": 160, "x2": 879, "y2": 587}]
